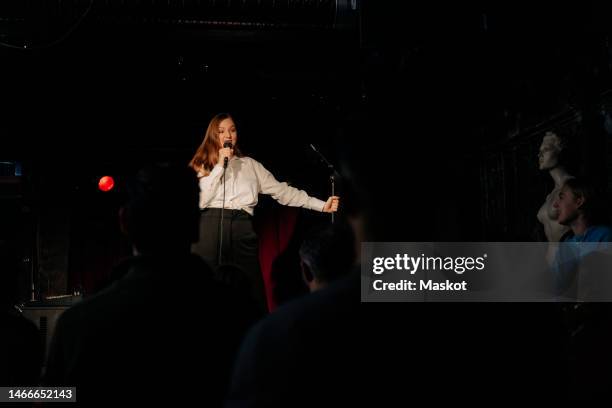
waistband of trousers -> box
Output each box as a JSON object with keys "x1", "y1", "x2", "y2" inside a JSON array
[{"x1": 200, "y1": 207, "x2": 251, "y2": 219}]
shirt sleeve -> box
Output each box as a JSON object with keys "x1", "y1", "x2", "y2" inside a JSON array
[
  {"x1": 198, "y1": 164, "x2": 225, "y2": 208},
  {"x1": 252, "y1": 159, "x2": 326, "y2": 212}
]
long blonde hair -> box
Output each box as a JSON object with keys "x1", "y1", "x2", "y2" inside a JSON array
[{"x1": 189, "y1": 113, "x2": 243, "y2": 176}]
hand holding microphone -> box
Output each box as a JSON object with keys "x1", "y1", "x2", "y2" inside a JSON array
[{"x1": 220, "y1": 140, "x2": 234, "y2": 168}]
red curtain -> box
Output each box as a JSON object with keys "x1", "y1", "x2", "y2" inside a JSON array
[{"x1": 256, "y1": 206, "x2": 299, "y2": 311}]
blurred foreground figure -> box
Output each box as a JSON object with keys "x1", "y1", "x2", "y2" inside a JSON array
[{"x1": 45, "y1": 164, "x2": 255, "y2": 405}]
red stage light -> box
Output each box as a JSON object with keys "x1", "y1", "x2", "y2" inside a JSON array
[{"x1": 98, "y1": 176, "x2": 115, "y2": 192}]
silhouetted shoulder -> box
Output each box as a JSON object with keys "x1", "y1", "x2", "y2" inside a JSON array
[{"x1": 228, "y1": 271, "x2": 359, "y2": 405}]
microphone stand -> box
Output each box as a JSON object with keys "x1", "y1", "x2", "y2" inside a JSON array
[
  {"x1": 218, "y1": 164, "x2": 227, "y2": 265},
  {"x1": 310, "y1": 144, "x2": 341, "y2": 224},
  {"x1": 218, "y1": 144, "x2": 231, "y2": 266}
]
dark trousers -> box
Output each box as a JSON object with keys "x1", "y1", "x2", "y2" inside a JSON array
[{"x1": 192, "y1": 208, "x2": 267, "y2": 313}]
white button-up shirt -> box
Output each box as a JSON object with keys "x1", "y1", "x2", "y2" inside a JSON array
[{"x1": 197, "y1": 156, "x2": 326, "y2": 216}]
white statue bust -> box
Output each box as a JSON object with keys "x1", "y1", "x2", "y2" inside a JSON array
[{"x1": 537, "y1": 131, "x2": 574, "y2": 242}]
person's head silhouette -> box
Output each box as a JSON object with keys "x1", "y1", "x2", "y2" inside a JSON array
[{"x1": 119, "y1": 163, "x2": 200, "y2": 256}]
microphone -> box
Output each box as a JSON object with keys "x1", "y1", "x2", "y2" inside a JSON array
[{"x1": 223, "y1": 140, "x2": 233, "y2": 168}]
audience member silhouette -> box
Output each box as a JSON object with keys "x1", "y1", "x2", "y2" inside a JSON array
[
  {"x1": 269, "y1": 216, "x2": 355, "y2": 308},
  {"x1": 45, "y1": 164, "x2": 256, "y2": 405},
  {"x1": 298, "y1": 221, "x2": 356, "y2": 293},
  {"x1": 226, "y1": 118, "x2": 367, "y2": 407}
]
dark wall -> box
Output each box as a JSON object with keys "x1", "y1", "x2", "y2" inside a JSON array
[{"x1": 2, "y1": 1, "x2": 612, "y2": 298}]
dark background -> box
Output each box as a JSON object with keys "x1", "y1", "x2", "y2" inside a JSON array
[{"x1": 2, "y1": 1, "x2": 612, "y2": 299}]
